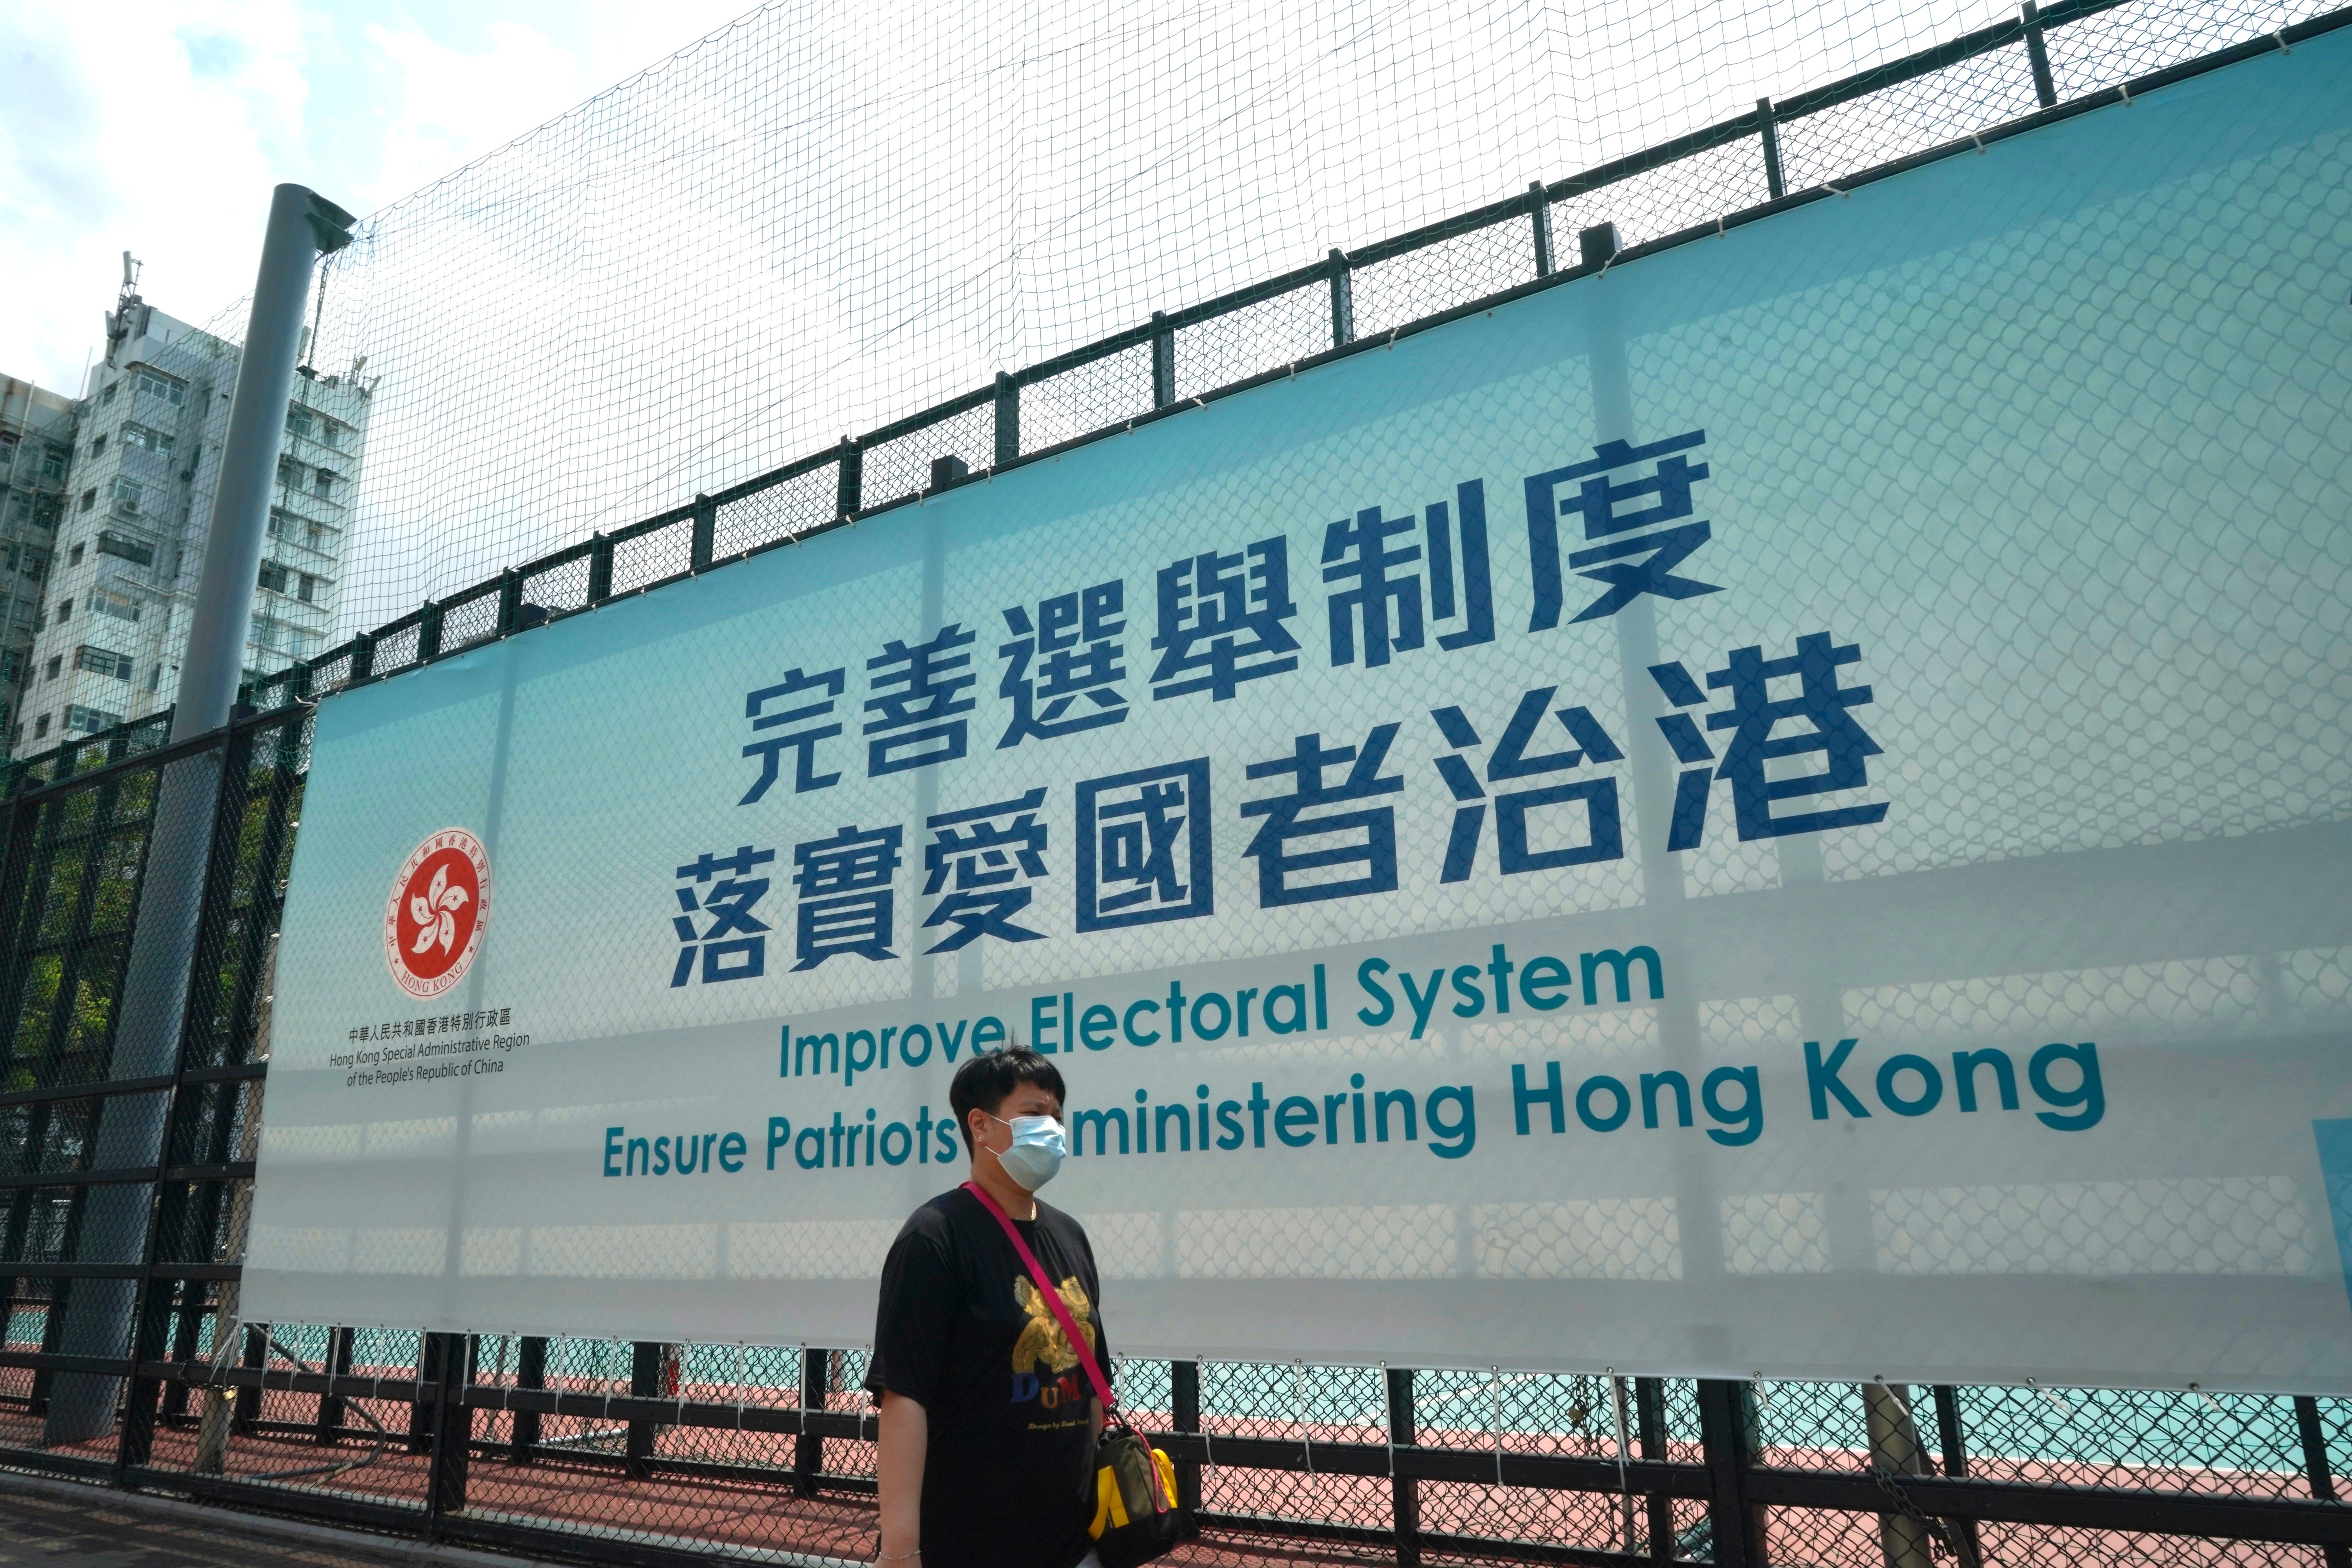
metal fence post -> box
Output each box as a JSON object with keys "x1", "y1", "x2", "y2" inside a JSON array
[
  {"x1": 408, "y1": 1330, "x2": 440, "y2": 1454},
  {"x1": 512, "y1": 1335, "x2": 546, "y2": 1462},
  {"x1": 348, "y1": 630, "x2": 375, "y2": 682},
  {"x1": 426, "y1": 1332, "x2": 471, "y2": 1530},
  {"x1": 690, "y1": 493, "x2": 716, "y2": 572},
  {"x1": 586, "y1": 533, "x2": 613, "y2": 604},
  {"x1": 2295, "y1": 1396, "x2": 2351, "y2": 1568},
  {"x1": 231, "y1": 1322, "x2": 265, "y2": 1437},
  {"x1": 1635, "y1": 1377, "x2": 1673, "y2": 1560},
  {"x1": 627, "y1": 1340, "x2": 662, "y2": 1478},
  {"x1": 2022, "y1": 1, "x2": 2059, "y2": 108},
  {"x1": 1696, "y1": 1379, "x2": 1763, "y2": 1568},
  {"x1": 795, "y1": 1347, "x2": 828, "y2": 1495},
  {"x1": 993, "y1": 372, "x2": 1020, "y2": 467},
  {"x1": 1928, "y1": 1385, "x2": 1985, "y2": 1568},
  {"x1": 1385, "y1": 1367, "x2": 1420, "y2": 1568},
  {"x1": 316, "y1": 1326, "x2": 354, "y2": 1443},
  {"x1": 1171, "y1": 1359, "x2": 1202, "y2": 1511},
  {"x1": 1528, "y1": 181, "x2": 1555, "y2": 277},
  {"x1": 495, "y1": 567, "x2": 523, "y2": 635},
  {"x1": 1151, "y1": 311, "x2": 1176, "y2": 408},
  {"x1": 1759, "y1": 98, "x2": 1787, "y2": 201},
  {"x1": 835, "y1": 440, "x2": 863, "y2": 521},
  {"x1": 417, "y1": 599, "x2": 445, "y2": 661},
  {"x1": 1328, "y1": 248, "x2": 1354, "y2": 348}
]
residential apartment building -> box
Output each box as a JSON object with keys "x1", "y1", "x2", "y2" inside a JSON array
[
  {"x1": 0, "y1": 379, "x2": 71, "y2": 740},
  {"x1": 12, "y1": 276, "x2": 370, "y2": 754}
]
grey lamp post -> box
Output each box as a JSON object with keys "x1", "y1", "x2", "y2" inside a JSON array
[{"x1": 43, "y1": 184, "x2": 353, "y2": 1444}]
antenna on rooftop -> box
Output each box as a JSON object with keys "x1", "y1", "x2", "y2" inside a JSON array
[{"x1": 120, "y1": 251, "x2": 142, "y2": 294}]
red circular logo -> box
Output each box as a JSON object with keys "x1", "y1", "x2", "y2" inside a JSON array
[{"x1": 383, "y1": 828, "x2": 491, "y2": 999}]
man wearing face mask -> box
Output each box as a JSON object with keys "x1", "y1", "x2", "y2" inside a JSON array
[{"x1": 866, "y1": 1048, "x2": 1107, "y2": 1568}]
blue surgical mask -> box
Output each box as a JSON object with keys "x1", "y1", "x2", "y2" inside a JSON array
[{"x1": 988, "y1": 1112, "x2": 1067, "y2": 1192}]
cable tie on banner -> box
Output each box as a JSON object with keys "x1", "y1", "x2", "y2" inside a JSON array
[
  {"x1": 2274, "y1": 28, "x2": 2290, "y2": 51},
  {"x1": 1970, "y1": 132, "x2": 1987, "y2": 154},
  {"x1": 733, "y1": 1345, "x2": 748, "y2": 1430},
  {"x1": 2188, "y1": 1381, "x2": 2228, "y2": 1416},
  {"x1": 1292, "y1": 1359, "x2": 1314, "y2": 1474},
  {"x1": 1492, "y1": 1365, "x2": 1506, "y2": 1488},
  {"x1": 1716, "y1": 215, "x2": 1726, "y2": 237},
  {"x1": 1608, "y1": 1370, "x2": 1630, "y2": 1498},
  {"x1": 1378, "y1": 1361, "x2": 1395, "y2": 1477},
  {"x1": 1192, "y1": 397, "x2": 1207, "y2": 410},
  {"x1": 2117, "y1": 82, "x2": 2133, "y2": 105},
  {"x1": 1824, "y1": 183, "x2": 1849, "y2": 199},
  {"x1": 1387, "y1": 327, "x2": 1400, "y2": 349}
]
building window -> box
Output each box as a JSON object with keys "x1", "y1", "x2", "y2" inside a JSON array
[
  {"x1": 90, "y1": 434, "x2": 107, "y2": 459},
  {"x1": 258, "y1": 563, "x2": 289, "y2": 594},
  {"x1": 65, "y1": 705, "x2": 120, "y2": 735},
  {"x1": 44, "y1": 657, "x2": 60, "y2": 681},
  {"x1": 313, "y1": 468, "x2": 334, "y2": 498},
  {"x1": 298, "y1": 572, "x2": 318, "y2": 603},
  {"x1": 100, "y1": 383, "x2": 118, "y2": 406},
  {"x1": 96, "y1": 531, "x2": 155, "y2": 568},
  {"x1": 56, "y1": 598, "x2": 71, "y2": 622},
  {"x1": 79, "y1": 489, "x2": 95, "y2": 514},
  {"x1": 74, "y1": 646, "x2": 134, "y2": 680},
  {"x1": 286, "y1": 406, "x2": 312, "y2": 441},
  {"x1": 90, "y1": 589, "x2": 141, "y2": 623},
  {"x1": 67, "y1": 543, "x2": 83, "y2": 567},
  {"x1": 0, "y1": 650, "x2": 19, "y2": 682},
  {"x1": 319, "y1": 418, "x2": 342, "y2": 449},
  {"x1": 39, "y1": 448, "x2": 62, "y2": 482},
  {"x1": 112, "y1": 477, "x2": 143, "y2": 514},
  {"x1": 121, "y1": 423, "x2": 174, "y2": 458},
  {"x1": 131, "y1": 368, "x2": 186, "y2": 406},
  {"x1": 33, "y1": 714, "x2": 49, "y2": 739}
]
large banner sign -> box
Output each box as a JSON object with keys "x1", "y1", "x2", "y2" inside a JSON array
[{"x1": 249, "y1": 36, "x2": 2352, "y2": 1388}]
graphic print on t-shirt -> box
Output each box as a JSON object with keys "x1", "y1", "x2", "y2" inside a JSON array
[{"x1": 1010, "y1": 1273, "x2": 1096, "y2": 1426}]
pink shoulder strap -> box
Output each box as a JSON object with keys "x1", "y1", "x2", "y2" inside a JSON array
[{"x1": 962, "y1": 1181, "x2": 1117, "y2": 1417}]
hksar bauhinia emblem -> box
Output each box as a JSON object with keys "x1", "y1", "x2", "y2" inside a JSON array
[{"x1": 384, "y1": 828, "x2": 492, "y2": 999}]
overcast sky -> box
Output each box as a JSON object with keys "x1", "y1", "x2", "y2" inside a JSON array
[{"x1": 0, "y1": 0, "x2": 762, "y2": 393}]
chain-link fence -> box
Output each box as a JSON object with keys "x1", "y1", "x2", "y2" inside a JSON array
[{"x1": 3, "y1": 5, "x2": 2351, "y2": 1564}]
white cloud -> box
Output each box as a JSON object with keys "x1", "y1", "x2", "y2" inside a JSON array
[
  {"x1": 0, "y1": 0, "x2": 761, "y2": 391},
  {"x1": 0, "y1": 0, "x2": 308, "y2": 389},
  {"x1": 360, "y1": 19, "x2": 586, "y2": 208}
]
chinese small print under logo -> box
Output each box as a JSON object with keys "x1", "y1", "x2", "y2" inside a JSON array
[{"x1": 383, "y1": 828, "x2": 492, "y2": 1000}]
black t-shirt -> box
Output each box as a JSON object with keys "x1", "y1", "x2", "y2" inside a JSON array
[{"x1": 866, "y1": 1187, "x2": 1110, "y2": 1568}]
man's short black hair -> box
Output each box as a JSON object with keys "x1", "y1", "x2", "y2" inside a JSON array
[{"x1": 949, "y1": 1048, "x2": 1066, "y2": 1156}]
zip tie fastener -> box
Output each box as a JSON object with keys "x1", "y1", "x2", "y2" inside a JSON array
[
  {"x1": 1492, "y1": 1366, "x2": 1506, "y2": 1488},
  {"x1": 1971, "y1": 132, "x2": 1987, "y2": 154},
  {"x1": 2118, "y1": 82, "x2": 2133, "y2": 105},
  {"x1": 2275, "y1": 28, "x2": 2291, "y2": 51},
  {"x1": 1825, "y1": 183, "x2": 1849, "y2": 199}
]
